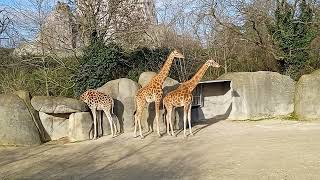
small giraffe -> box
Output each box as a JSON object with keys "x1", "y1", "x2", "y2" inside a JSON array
[
  {"x1": 134, "y1": 49, "x2": 185, "y2": 138},
  {"x1": 163, "y1": 59, "x2": 220, "y2": 137},
  {"x1": 80, "y1": 89, "x2": 117, "y2": 139}
]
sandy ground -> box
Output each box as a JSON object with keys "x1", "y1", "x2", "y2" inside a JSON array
[{"x1": 1, "y1": 119, "x2": 320, "y2": 180}]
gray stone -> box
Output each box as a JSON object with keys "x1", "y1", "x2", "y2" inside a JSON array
[
  {"x1": 69, "y1": 112, "x2": 92, "y2": 142},
  {"x1": 39, "y1": 112, "x2": 69, "y2": 140},
  {"x1": 0, "y1": 94, "x2": 41, "y2": 146},
  {"x1": 97, "y1": 78, "x2": 140, "y2": 132},
  {"x1": 295, "y1": 70, "x2": 320, "y2": 120},
  {"x1": 218, "y1": 71, "x2": 295, "y2": 120},
  {"x1": 13, "y1": 90, "x2": 50, "y2": 142},
  {"x1": 31, "y1": 96, "x2": 89, "y2": 114},
  {"x1": 191, "y1": 80, "x2": 233, "y2": 122},
  {"x1": 138, "y1": 71, "x2": 179, "y2": 92}
]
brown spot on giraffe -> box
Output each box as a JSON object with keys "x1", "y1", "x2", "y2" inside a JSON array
[
  {"x1": 80, "y1": 89, "x2": 117, "y2": 139},
  {"x1": 163, "y1": 59, "x2": 220, "y2": 137},
  {"x1": 134, "y1": 49, "x2": 185, "y2": 139}
]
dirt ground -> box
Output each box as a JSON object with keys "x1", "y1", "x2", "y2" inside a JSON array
[{"x1": 1, "y1": 119, "x2": 320, "y2": 180}]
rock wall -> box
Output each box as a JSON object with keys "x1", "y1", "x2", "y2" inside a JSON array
[
  {"x1": 295, "y1": 70, "x2": 320, "y2": 120},
  {"x1": 31, "y1": 96, "x2": 91, "y2": 141},
  {"x1": 0, "y1": 94, "x2": 42, "y2": 146},
  {"x1": 218, "y1": 71, "x2": 295, "y2": 120}
]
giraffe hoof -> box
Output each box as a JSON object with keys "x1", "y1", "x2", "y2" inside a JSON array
[
  {"x1": 140, "y1": 136, "x2": 144, "y2": 139},
  {"x1": 190, "y1": 133, "x2": 194, "y2": 136}
]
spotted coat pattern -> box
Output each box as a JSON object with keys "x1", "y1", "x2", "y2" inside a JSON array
[
  {"x1": 163, "y1": 60, "x2": 220, "y2": 137},
  {"x1": 134, "y1": 49, "x2": 185, "y2": 138},
  {"x1": 80, "y1": 89, "x2": 116, "y2": 139}
]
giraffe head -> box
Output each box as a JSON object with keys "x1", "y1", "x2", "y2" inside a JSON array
[
  {"x1": 206, "y1": 59, "x2": 220, "y2": 68},
  {"x1": 170, "y1": 49, "x2": 185, "y2": 59}
]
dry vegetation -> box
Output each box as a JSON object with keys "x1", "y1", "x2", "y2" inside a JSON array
[{"x1": 0, "y1": 0, "x2": 320, "y2": 97}]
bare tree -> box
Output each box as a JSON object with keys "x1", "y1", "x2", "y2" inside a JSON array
[
  {"x1": 74, "y1": 0, "x2": 153, "y2": 45},
  {"x1": 0, "y1": 9, "x2": 11, "y2": 36}
]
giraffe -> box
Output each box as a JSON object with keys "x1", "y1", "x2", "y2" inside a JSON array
[
  {"x1": 80, "y1": 89, "x2": 117, "y2": 139},
  {"x1": 163, "y1": 59, "x2": 220, "y2": 137},
  {"x1": 134, "y1": 49, "x2": 185, "y2": 138}
]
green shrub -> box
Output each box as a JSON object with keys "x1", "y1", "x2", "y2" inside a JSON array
[
  {"x1": 73, "y1": 40, "x2": 129, "y2": 96},
  {"x1": 126, "y1": 47, "x2": 172, "y2": 81}
]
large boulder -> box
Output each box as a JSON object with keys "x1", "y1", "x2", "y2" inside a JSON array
[
  {"x1": 295, "y1": 70, "x2": 320, "y2": 120},
  {"x1": 13, "y1": 90, "x2": 50, "y2": 142},
  {"x1": 39, "y1": 112, "x2": 69, "y2": 140},
  {"x1": 97, "y1": 78, "x2": 140, "y2": 132},
  {"x1": 138, "y1": 72, "x2": 181, "y2": 131},
  {"x1": 218, "y1": 71, "x2": 295, "y2": 120},
  {"x1": 0, "y1": 94, "x2": 41, "y2": 145},
  {"x1": 69, "y1": 112, "x2": 92, "y2": 142},
  {"x1": 31, "y1": 96, "x2": 89, "y2": 114}
]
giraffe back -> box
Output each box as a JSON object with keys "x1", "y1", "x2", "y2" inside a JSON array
[{"x1": 80, "y1": 89, "x2": 114, "y2": 111}]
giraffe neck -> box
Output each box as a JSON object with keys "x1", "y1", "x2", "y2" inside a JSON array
[
  {"x1": 152, "y1": 54, "x2": 175, "y2": 85},
  {"x1": 184, "y1": 63, "x2": 210, "y2": 92}
]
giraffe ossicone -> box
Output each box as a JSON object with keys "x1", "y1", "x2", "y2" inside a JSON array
[
  {"x1": 134, "y1": 49, "x2": 185, "y2": 139},
  {"x1": 163, "y1": 59, "x2": 220, "y2": 137}
]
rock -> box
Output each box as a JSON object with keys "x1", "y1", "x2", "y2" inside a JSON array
[
  {"x1": 138, "y1": 72, "x2": 181, "y2": 131},
  {"x1": 69, "y1": 112, "x2": 92, "y2": 142},
  {"x1": 13, "y1": 90, "x2": 50, "y2": 142},
  {"x1": 0, "y1": 94, "x2": 41, "y2": 145},
  {"x1": 218, "y1": 71, "x2": 295, "y2": 120},
  {"x1": 295, "y1": 70, "x2": 320, "y2": 120},
  {"x1": 39, "y1": 112, "x2": 69, "y2": 140},
  {"x1": 13, "y1": 2, "x2": 77, "y2": 57},
  {"x1": 97, "y1": 78, "x2": 140, "y2": 132},
  {"x1": 31, "y1": 96, "x2": 89, "y2": 114},
  {"x1": 138, "y1": 72, "x2": 157, "y2": 87},
  {"x1": 138, "y1": 72, "x2": 180, "y2": 93}
]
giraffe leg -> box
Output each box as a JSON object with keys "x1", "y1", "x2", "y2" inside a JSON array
[
  {"x1": 137, "y1": 113, "x2": 143, "y2": 139},
  {"x1": 134, "y1": 109, "x2": 144, "y2": 138},
  {"x1": 113, "y1": 117, "x2": 117, "y2": 135},
  {"x1": 134, "y1": 110, "x2": 138, "y2": 137},
  {"x1": 134, "y1": 100, "x2": 146, "y2": 138},
  {"x1": 155, "y1": 100, "x2": 161, "y2": 137},
  {"x1": 166, "y1": 107, "x2": 172, "y2": 136},
  {"x1": 99, "y1": 111, "x2": 104, "y2": 137},
  {"x1": 188, "y1": 104, "x2": 193, "y2": 136},
  {"x1": 104, "y1": 110, "x2": 114, "y2": 137},
  {"x1": 91, "y1": 108, "x2": 97, "y2": 140},
  {"x1": 169, "y1": 108, "x2": 175, "y2": 136},
  {"x1": 183, "y1": 105, "x2": 188, "y2": 138}
]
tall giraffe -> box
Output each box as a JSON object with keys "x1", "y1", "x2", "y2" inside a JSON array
[
  {"x1": 80, "y1": 89, "x2": 117, "y2": 139},
  {"x1": 134, "y1": 49, "x2": 185, "y2": 138},
  {"x1": 163, "y1": 59, "x2": 220, "y2": 137}
]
